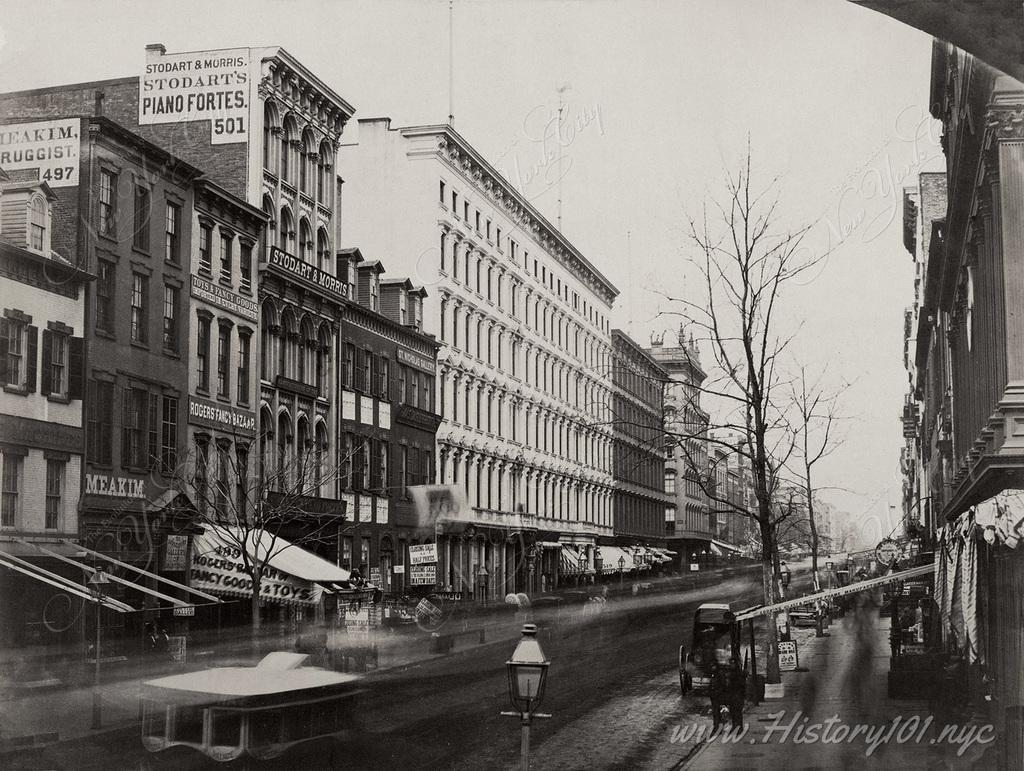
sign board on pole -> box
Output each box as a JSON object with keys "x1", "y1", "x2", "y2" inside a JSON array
[
  {"x1": 393, "y1": 563, "x2": 405, "y2": 574},
  {"x1": 689, "y1": 563, "x2": 699, "y2": 572},
  {"x1": 875, "y1": 539, "x2": 900, "y2": 565},
  {"x1": 779, "y1": 640, "x2": 799, "y2": 671},
  {"x1": 168, "y1": 635, "x2": 187, "y2": 664},
  {"x1": 172, "y1": 605, "x2": 195, "y2": 617},
  {"x1": 409, "y1": 564, "x2": 437, "y2": 586},
  {"x1": 408, "y1": 543, "x2": 438, "y2": 565},
  {"x1": 369, "y1": 567, "x2": 382, "y2": 586}
]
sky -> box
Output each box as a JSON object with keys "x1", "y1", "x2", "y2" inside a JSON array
[{"x1": 0, "y1": 0, "x2": 945, "y2": 547}]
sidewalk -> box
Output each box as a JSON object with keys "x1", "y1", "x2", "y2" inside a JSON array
[{"x1": 683, "y1": 614, "x2": 992, "y2": 770}]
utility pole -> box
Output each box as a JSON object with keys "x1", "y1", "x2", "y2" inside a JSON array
[{"x1": 448, "y1": 0, "x2": 455, "y2": 126}]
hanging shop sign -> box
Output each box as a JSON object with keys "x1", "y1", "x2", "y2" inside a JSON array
[
  {"x1": 875, "y1": 539, "x2": 900, "y2": 565},
  {"x1": 408, "y1": 543, "x2": 438, "y2": 565},
  {"x1": 409, "y1": 485, "x2": 472, "y2": 527},
  {"x1": 409, "y1": 564, "x2": 437, "y2": 586},
  {"x1": 0, "y1": 119, "x2": 80, "y2": 187},
  {"x1": 164, "y1": 534, "x2": 189, "y2": 572},
  {"x1": 779, "y1": 640, "x2": 799, "y2": 671},
  {"x1": 140, "y1": 47, "x2": 251, "y2": 145}
]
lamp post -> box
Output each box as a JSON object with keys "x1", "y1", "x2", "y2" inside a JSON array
[
  {"x1": 617, "y1": 556, "x2": 626, "y2": 590},
  {"x1": 502, "y1": 624, "x2": 551, "y2": 770},
  {"x1": 89, "y1": 566, "x2": 111, "y2": 729}
]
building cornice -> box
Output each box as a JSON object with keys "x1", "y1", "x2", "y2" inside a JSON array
[{"x1": 396, "y1": 122, "x2": 619, "y2": 305}]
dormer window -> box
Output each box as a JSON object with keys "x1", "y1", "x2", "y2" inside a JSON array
[
  {"x1": 399, "y1": 291, "x2": 407, "y2": 325},
  {"x1": 369, "y1": 275, "x2": 379, "y2": 311}
]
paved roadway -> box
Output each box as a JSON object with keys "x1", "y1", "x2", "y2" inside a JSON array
[{"x1": 3, "y1": 567, "x2": 812, "y2": 770}]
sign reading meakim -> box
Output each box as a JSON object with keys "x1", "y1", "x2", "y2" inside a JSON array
[
  {"x1": 140, "y1": 47, "x2": 250, "y2": 145},
  {"x1": 0, "y1": 119, "x2": 80, "y2": 187}
]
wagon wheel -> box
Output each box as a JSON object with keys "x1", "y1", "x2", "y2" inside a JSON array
[{"x1": 678, "y1": 645, "x2": 691, "y2": 695}]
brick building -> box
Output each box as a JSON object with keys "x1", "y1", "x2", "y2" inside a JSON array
[{"x1": 335, "y1": 250, "x2": 441, "y2": 595}]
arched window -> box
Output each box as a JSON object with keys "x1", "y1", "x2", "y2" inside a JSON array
[
  {"x1": 279, "y1": 308, "x2": 296, "y2": 380},
  {"x1": 262, "y1": 195, "x2": 276, "y2": 259},
  {"x1": 317, "y1": 324, "x2": 331, "y2": 395},
  {"x1": 299, "y1": 316, "x2": 315, "y2": 384},
  {"x1": 279, "y1": 206, "x2": 294, "y2": 252},
  {"x1": 298, "y1": 218, "x2": 312, "y2": 262},
  {"x1": 263, "y1": 101, "x2": 280, "y2": 173},
  {"x1": 260, "y1": 302, "x2": 277, "y2": 380},
  {"x1": 314, "y1": 420, "x2": 329, "y2": 491},
  {"x1": 281, "y1": 115, "x2": 297, "y2": 184},
  {"x1": 296, "y1": 416, "x2": 310, "y2": 491},
  {"x1": 276, "y1": 411, "x2": 292, "y2": 487},
  {"x1": 316, "y1": 227, "x2": 330, "y2": 272},
  {"x1": 318, "y1": 139, "x2": 333, "y2": 201},
  {"x1": 300, "y1": 128, "x2": 317, "y2": 195},
  {"x1": 258, "y1": 405, "x2": 273, "y2": 482}
]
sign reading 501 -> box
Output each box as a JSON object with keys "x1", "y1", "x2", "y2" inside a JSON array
[{"x1": 139, "y1": 47, "x2": 251, "y2": 145}]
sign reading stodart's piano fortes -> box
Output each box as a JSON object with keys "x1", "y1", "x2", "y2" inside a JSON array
[
  {"x1": 187, "y1": 395, "x2": 257, "y2": 437},
  {"x1": 267, "y1": 246, "x2": 347, "y2": 300}
]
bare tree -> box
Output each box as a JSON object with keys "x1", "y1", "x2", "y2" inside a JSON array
[
  {"x1": 788, "y1": 366, "x2": 844, "y2": 591},
  {"x1": 163, "y1": 430, "x2": 355, "y2": 640},
  {"x1": 662, "y1": 146, "x2": 826, "y2": 683}
]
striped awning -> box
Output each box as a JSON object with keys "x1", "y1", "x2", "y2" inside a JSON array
[{"x1": 559, "y1": 545, "x2": 584, "y2": 575}]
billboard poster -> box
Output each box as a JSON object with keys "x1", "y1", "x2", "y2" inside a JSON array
[
  {"x1": 0, "y1": 119, "x2": 80, "y2": 187},
  {"x1": 410, "y1": 564, "x2": 437, "y2": 586},
  {"x1": 408, "y1": 543, "x2": 438, "y2": 565},
  {"x1": 140, "y1": 47, "x2": 251, "y2": 145}
]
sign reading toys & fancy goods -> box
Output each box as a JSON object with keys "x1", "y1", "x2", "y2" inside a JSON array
[{"x1": 140, "y1": 47, "x2": 251, "y2": 144}]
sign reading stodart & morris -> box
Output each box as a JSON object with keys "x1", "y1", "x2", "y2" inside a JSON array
[{"x1": 268, "y1": 246, "x2": 347, "y2": 299}]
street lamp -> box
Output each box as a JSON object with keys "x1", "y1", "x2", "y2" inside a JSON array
[
  {"x1": 618, "y1": 555, "x2": 626, "y2": 589},
  {"x1": 477, "y1": 565, "x2": 489, "y2": 605},
  {"x1": 89, "y1": 566, "x2": 111, "y2": 729},
  {"x1": 503, "y1": 624, "x2": 551, "y2": 771}
]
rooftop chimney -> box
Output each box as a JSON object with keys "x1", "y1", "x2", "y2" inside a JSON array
[{"x1": 146, "y1": 43, "x2": 166, "y2": 55}]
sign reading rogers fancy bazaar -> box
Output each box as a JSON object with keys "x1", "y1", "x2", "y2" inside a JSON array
[
  {"x1": 188, "y1": 396, "x2": 257, "y2": 437},
  {"x1": 0, "y1": 119, "x2": 80, "y2": 187},
  {"x1": 268, "y1": 247, "x2": 347, "y2": 299},
  {"x1": 139, "y1": 47, "x2": 250, "y2": 145}
]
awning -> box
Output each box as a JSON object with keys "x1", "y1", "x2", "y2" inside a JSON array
[
  {"x1": 21, "y1": 539, "x2": 191, "y2": 608},
  {"x1": 559, "y1": 544, "x2": 584, "y2": 575},
  {"x1": 709, "y1": 542, "x2": 723, "y2": 556},
  {"x1": 711, "y1": 539, "x2": 742, "y2": 554},
  {"x1": 191, "y1": 526, "x2": 352, "y2": 607},
  {"x1": 734, "y1": 563, "x2": 933, "y2": 621},
  {"x1": 597, "y1": 546, "x2": 636, "y2": 574},
  {"x1": 0, "y1": 552, "x2": 133, "y2": 613}
]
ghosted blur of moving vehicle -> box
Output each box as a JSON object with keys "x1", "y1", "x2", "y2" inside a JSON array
[
  {"x1": 679, "y1": 603, "x2": 743, "y2": 694},
  {"x1": 140, "y1": 651, "x2": 365, "y2": 763}
]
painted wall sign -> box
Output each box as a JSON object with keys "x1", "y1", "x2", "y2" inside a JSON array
[
  {"x1": 190, "y1": 274, "x2": 258, "y2": 322},
  {"x1": 140, "y1": 48, "x2": 250, "y2": 145},
  {"x1": 85, "y1": 473, "x2": 146, "y2": 499},
  {"x1": 187, "y1": 395, "x2": 257, "y2": 437},
  {"x1": 0, "y1": 119, "x2": 80, "y2": 187},
  {"x1": 268, "y1": 247, "x2": 346, "y2": 299}
]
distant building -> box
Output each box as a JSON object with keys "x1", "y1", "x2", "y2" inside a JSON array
[
  {"x1": 648, "y1": 327, "x2": 715, "y2": 564},
  {"x1": 609, "y1": 330, "x2": 672, "y2": 556}
]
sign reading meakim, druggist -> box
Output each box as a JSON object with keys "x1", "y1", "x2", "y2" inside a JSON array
[
  {"x1": 0, "y1": 119, "x2": 80, "y2": 187},
  {"x1": 139, "y1": 47, "x2": 250, "y2": 145}
]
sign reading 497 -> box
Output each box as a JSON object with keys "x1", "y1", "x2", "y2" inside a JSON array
[{"x1": 140, "y1": 47, "x2": 251, "y2": 145}]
